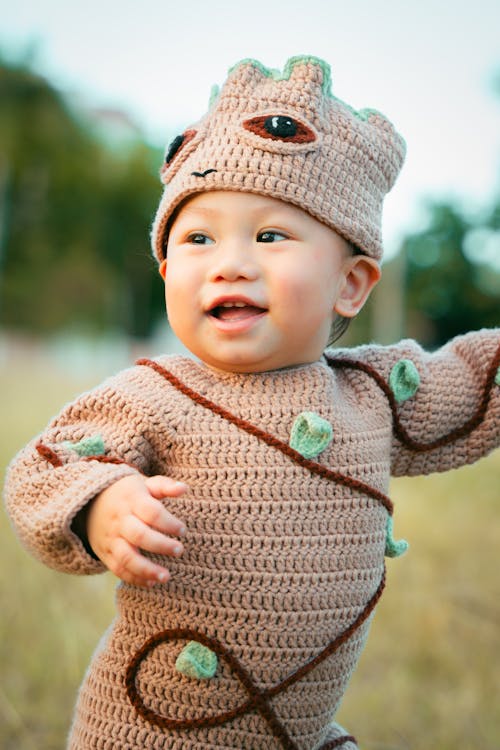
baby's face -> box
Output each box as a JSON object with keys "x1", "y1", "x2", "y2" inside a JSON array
[{"x1": 161, "y1": 191, "x2": 378, "y2": 373}]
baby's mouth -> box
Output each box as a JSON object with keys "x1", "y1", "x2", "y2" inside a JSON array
[{"x1": 208, "y1": 301, "x2": 267, "y2": 321}]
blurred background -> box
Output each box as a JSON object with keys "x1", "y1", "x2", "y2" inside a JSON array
[{"x1": 1, "y1": 1, "x2": 499, "y2": 749}]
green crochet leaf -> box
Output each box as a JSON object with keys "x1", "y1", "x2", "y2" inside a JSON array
[
  {"x1": 65, "y1": 434, "x2": 105, "y2": 457},
  {"x1": 495, "y1": 366, "x2": 500, "y2": 386},
  {"x1": 290, "y1": 411, "x2": 333, "y2": 459},
  {"x1": 389, "y1": 359, "x2": 420, "y2": 404},
  {"x1": 175, "y1": 641, "x2": 218, "y2": 680},
  {"x1": 385, "y1": 515, "x2": 409, "y2": 558}
]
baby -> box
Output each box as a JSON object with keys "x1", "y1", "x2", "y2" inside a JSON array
[{"x1": 4, "y1": 56, "x2": 500, "y2": 750}]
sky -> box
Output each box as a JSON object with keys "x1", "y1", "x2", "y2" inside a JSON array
[{"x1": 2, "y1": 0, "x2": 500, "y2": 260}]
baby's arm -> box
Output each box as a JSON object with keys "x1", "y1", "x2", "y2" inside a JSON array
[
  {"x1": 389, "y1": 329, "x2": 499, "y2": 476},
  {"x1": 330, "y1": 329, "x2": 499, "y2": 476},
  {"x1": 4, "y1": 367, "x2": 186, "y2": 580}
]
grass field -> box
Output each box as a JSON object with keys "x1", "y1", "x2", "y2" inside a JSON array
[{"x1": 1, "y1": 356, "x2": 499, "y2": 750}]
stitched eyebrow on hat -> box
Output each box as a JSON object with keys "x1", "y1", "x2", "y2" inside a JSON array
[
  {"x1": 243, "y1": 115, "x2": 316, "y2": 143},
  {"x1": 191, "y1": 169, "x2": 218, "y2": 178}
]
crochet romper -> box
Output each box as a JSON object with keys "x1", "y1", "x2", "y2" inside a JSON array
[{"x1": 5, "y1": 330, "x2": 500, "y2": 750}]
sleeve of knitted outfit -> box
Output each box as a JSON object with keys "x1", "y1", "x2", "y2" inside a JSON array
[
  {"x1": 337, "y1": 329, "x2": 499, "y2": 477},
  {"x1": 4, "y1": 367, "x2": 162, "y2": 576}
]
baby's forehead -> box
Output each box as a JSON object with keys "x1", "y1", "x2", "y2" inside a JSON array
[
  {"x1": 177, "y1": 190, "x2": 296, "y2": 213},
  {"x1": 173, "y1": 190, "x2": 335, "y2": 227}
]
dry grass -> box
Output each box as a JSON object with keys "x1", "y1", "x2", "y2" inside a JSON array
[{"x1": 1, "y1": 360, "x2": 499, "y2": 750}]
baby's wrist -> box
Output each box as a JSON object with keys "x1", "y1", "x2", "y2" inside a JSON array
[{"x1": 71, "y1": 501, "x2": 99, "y2": 560}]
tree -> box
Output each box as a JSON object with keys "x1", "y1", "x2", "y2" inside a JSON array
[
  {"x1": 0, "y1": 54, "x2": 165, "y2": 338},
  {"x1": 401, "y1": 201, "x2": 500, "y2": 347}
]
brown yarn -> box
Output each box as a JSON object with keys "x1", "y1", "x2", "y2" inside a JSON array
[
  {"x1": 125, "y1": 569, "x2": 384, "y2": 746},
  {"x1": 135, "y1": 358, "x2": 394, "y2": 514},
  {"x1": 12, "y1": 335, "x2": 496, "y2": 749},
  {"x1": 35, "y1": 441, "x2": 63, "y2": 467},
  {"x1": 35, "y1": 444, "x2": 142, "y2": 473},
  {"x1": 242, "y1": 116, "x2": 316, "y2": 144},
  {"x1": 326, "y1": 344, "x2": 500, "y2": 452},
  {"x1": 151, "y1": 56, "x2": 406, "y2": 263}
]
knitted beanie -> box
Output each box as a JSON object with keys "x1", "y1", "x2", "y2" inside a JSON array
[{"x1": 151, "y1": 56, "x2": 406, "y2": 262}]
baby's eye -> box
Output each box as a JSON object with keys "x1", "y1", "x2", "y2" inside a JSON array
[
  {"x1": 257, "y1": 230, "x2": 288, "y2": 243},
  {"x1": 186, "y1": 232, "x2": 214, "y2": 245}
]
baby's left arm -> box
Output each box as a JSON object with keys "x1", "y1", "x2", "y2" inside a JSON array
[
  {"x1": 390, "y1": 329, "x2": 499, "y2": 476},
  {"x1": 334, "y1": 329, "x2": 499, "y2": 477}
]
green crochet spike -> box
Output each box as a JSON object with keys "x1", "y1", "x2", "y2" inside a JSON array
[
  {"x1": 175, "y1": 641, "x2": 218, "y2": 680},
  {"x1": 385, "y1": 515, "x2": 409, "y2": 558},
  {"x1": 290, "y1": 411, "x2": 333, "y2": 459},
  {"x1": 495, "y1": 366, "x2": 500, "y2": 386},
  {"x1": 389, "y1": 359, "x2": 420, "y2": 404},
  {"x1": 65, "y1": 434, "x2": 105, "y2": 457},
  {"x1": 208, "y1": 83, "x2": 220, "y2": 107}
]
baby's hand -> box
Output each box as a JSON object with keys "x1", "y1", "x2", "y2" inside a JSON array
[{"x1": 86, "y1": 475, "x2": 187, "y2": 587}]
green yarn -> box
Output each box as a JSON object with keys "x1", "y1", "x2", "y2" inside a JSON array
[
  {"x1": 290, "y1": 411, "x2": 333, "y2": 460},
  {"x1": 175, "y1": 641, "x2": 218, "y2": 680},
  {"x1": 384, "y1": 515, "x2": 409, "y2": 558},
  {"x1": 389, "y1": 359, "x2": 420, "y2": 404},
  {"x1": 65, "y1": 434, "x2": 105, "y2": 457},
  {"x1": 283, "y1": 55, "x2": 332, "y2": 94},
  {"x1": 228, "y1": 56, "x2": 333, "y2": 96},
  {"x1": 355, "y1": 107, "x2": 385, "y2": 122},
  {"x1": 226, "y1": 56, "x2": 391, "y2": 126},
  {"x1": 208, "y1": 83, "x2": 220, "y2": 108},
  {"x1": 495, "y1": 366, "x2": 500, "y2": 386}
]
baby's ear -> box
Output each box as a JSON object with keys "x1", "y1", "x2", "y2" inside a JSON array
[
  {"x1": 334, "y1": 256, "x2": 381, "y2": 318},
  {"x1": 159, "y1": 260, "x2": 167, "y2": 280}
]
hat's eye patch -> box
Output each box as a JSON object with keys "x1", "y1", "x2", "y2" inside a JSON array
[
  {"x1": 164, "y1": 129, "x2": 197, "y2": 165},
  {"x1": 243, "y1": 115, "x2": 315, "y2": 143}
]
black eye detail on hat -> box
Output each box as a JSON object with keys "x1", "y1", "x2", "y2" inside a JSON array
[
  {"x1": 243, "y1": 115, "x2": 315, "y2": 143},
  {"x1": 164, "y1": 129, "x2": 197, "y2": 165}
]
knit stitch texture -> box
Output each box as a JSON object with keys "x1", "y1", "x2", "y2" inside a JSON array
[
  {"x1": 4, "y1": 330, "x2": 500, "y2": 749},
  {"x1": 151, "y1": 56, "x2": 406, "y2": 263}
]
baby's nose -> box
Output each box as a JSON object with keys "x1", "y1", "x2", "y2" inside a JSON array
[{"x1": 209, "y1": 245, "x2": 259, "y2": 282}]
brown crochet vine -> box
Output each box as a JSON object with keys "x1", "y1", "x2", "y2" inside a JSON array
[
  {"x1": 125, "y1": 569, "x2": 385, "y2": 748},
  {"x1": 35, "y1": 442, "x2": 142, "y2": 473},
  {"x1": 127, "y1": 358, "x2": 394, "y2": 747},
  {"x1": 35, "y1": 441, "x2": 63, "y2": 467},
  {"x1": 325, "y1": 343, "x2": 500, "y2": 452},
  {"x1": 135, "y1": 358, "x2": 394, "y2": 514}
]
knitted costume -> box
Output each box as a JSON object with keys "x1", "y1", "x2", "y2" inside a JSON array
[
  {"x1": 151, "y1": 56, "x2": 406, "y2": 263},
  {"x1": 5, "y1": 331, "x2": 500, "y2": 749}
]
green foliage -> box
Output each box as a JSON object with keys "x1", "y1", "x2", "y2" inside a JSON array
[
  {"x1": 0, "y1": 53, "x2": 498, "y2": 345},
  {"x1": 402, "y1": 202, "x2": 500, "y2": 347},
  {"x1": 0, "y1": 53, "x2": 165, "y2": 338}
]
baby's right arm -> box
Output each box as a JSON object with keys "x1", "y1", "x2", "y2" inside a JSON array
[
  {"x1": 82, "y1": 473, "x2": 187, "y2": 587},
  {"x1": 4, "y1": 366, "x2": 187, "y2": 582}
]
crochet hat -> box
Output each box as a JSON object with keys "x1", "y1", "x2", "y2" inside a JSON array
[{"x1": 152, "y1": 55, "x2": 406, "y2": 262}]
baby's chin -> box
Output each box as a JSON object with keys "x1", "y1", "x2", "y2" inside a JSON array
[{"x1": 195, "y1": 350, "x2": 321, "y2": 375}]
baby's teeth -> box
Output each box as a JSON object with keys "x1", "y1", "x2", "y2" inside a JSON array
[{"x1": 221, "y1": 302, "x2": 246, "y2": 307}]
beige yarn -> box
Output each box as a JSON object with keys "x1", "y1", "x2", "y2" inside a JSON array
[
  {"x1": 4, "y1": 330, "x2": 499, "y2": 749},
  {"x1": 151, "y1": 56, "x2": 406, "y2": 263}
]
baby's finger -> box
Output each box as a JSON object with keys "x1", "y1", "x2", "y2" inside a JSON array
[
  {"x1": 108, "y1": 537, "x2": 170, "y2": 587},
  {"x1": 134, "y1": 493, "x2": 186, "y2": 537},
  {"x1": 121, "y1": 514, "x2": 184, "y2": 558},
  {"x1": 145, "y1": 475, "x2": 188, "y2": 499}
]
